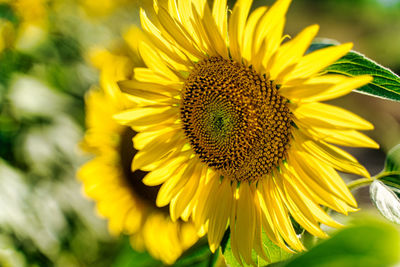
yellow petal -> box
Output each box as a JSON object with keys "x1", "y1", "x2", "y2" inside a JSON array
[
  {"x1": 201, "y1": 2, "x2": 229, "y2": 58},
  {"x1": 283, "y1": 168, "x2": 342, "y2": 229},
  {"x1": 189, "y1": 3, "x2": 217, "y2": 56},
  {"x1": 114, "y1": 107, "x2": 178, "y2": 127},
  {"x1": 132, "y1": 132, "x2": 184, "y2": 171},
  {"x1": 296, "y1": 133, "x2": 370, "y2": 178},
  {"x1": 252, "y1": 188, "x2": 269, "y2": 261},
  {"x1": 242, "y1": 6, "x2": 267, "y2": 62},
  {"x1": 260, "y1": 19, "x2": 285, "y2": 71},
  {"x1": 229, "y1": 189, "x2": 243, "y2": 265},
  {"x1": 138, "y1": 40, "x2": 180, "y2": 81},
  {"x1": 175, "y1": 0, "x2": 204, "y2": 50},
  {"x1": 235, "y1": 182, "x2": 256, "y2": 264},
  {"x1": 294, "y1": 102, "x2": 374, "y2": 130},
  {"x1": 170, "y1": 162, "x2": 203, "y2": 221},
  {"x1": 279, "y1": 74, "x2": 347, "y2": 99},
  {"x1": 118, "y1": 86, "x2": 176, "y2": 103},
  {"x1": 118, "y1": 79, "x2": 181, "y2": 97},
  {"x1": 133, "y1": 126, "x2": 179, "y2": 150},
  {"x1": 262, "y1": 177, "x2": 304, "y2": 251},
  {"x1": 212, "y1": 0, "x2": 228, "y2": 43},
  {"x1": 124, "y1": 208, "x2": 142, "y2": 233},
  {"x1": 134, "y1": 67, "x2": 178, "y2": 85},
  {"x1": 253, "y1": 0, "x2": 291, "y2": 66},
  {"x1": 194, "y1": 172, "x2": 220, "y2": 229},
  {"x1": 303, "y1": 75, "x2": 372, "y2": 102},
  {"x1": 142, "y1": 153, "x2": 189, "y2": 186},
  {"x1": 167, "y1": 0, "x2": 180, "y2": 21},
  {"x1": 285, "y1": 178, "x2": 342, "y2": 229},
  {"x1": 156, "y1": 159, "x2": 197, "y2": 207},
  {"x1": 269, "y1": 24, "x2": 319, "y2": 80},
  {"x1": 208, "y1": 177, "x2": 233, "y2": 252},
  {"x1": 292, "y1": 147, "x2": 359, "y2": 206},
  {"x1": 288, "y1": 153, "x2": 357, "y2": 214},
  {"x1": 157, "y1": 6, "x2": 204, "y2": 59},
  {"x1": 302, "y1": 126, "x2": 379, "y2": 149},
  {"x1": 282, "y1": 75, "x2": 372, "y2": 102},
  {"x1": 277, "y1": 175, "x2": 327, "y2": 238},
  {"x1": 284, "y1": 43, "x2": 353, "y2": 82},
  {"x1": 140, "y1": 9, "x2": 190, "y2": 66},
  {"x1": 256, "y1": 186, "x2": 289, "y2": 251},
  {"x1": 229, "y1": 0, "x2": 253, "y2": 62}
]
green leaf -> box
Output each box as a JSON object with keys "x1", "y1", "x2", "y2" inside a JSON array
[
  {"x1": 379, "y1": 175, "x2": 400, "y2": 199},
  {"x1": 308, "y1": 42, "x2": 400, "y2": 102},
  {"x1": 222, "y1": 229, "x2": 291, "y2": 267},
  {"x1": 112, "y1": 238, "x2": 162, "y2": 267},
  {"x1": 0, "y1": 4, "x2": 19, "y2": 25},
  {"x1": 113, "y1": 238, "x2": 218, "y2": 267},
  {"x1": 50, "y1": 33, "x2": 82, "y2": 64},
  {"x1": 379, "y1": 145, "x2": 400, "y2": 195},
  {"x1": 279, "y1": 221, "x2": 400, "y2": 267},
  {"x1": 370, "y1": 180, "x2": 400, "y2": 224},
  {"x1": 384, "y1": 144, "x2": 400, "y2": 172},
  {"x1": 306, "y1": 42, "x2": 335, "y2": 54},
  {"x1": 174, "y1": 240, "x2": 218, "y2": 267},
  {"x1": 372, "y1": 144, "x2": 400, "y2": 222},
  {"x1": 0, "y1": 50, "x2": 34, "y2": 85}
]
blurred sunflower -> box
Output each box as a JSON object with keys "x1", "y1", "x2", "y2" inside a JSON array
[
  {"x1": 115, "y1": 0, "x2": 378, "y2": 264},
  {"x1": 11, "y1": 0, "x2": 48, "y2": 26},
  {"x1": 4, "y1": 0, "x2": 49, "y2": 51},
  {"x1": 80, "y1": 0, "x2": 133, "y2": 17},
  {"x1": 0, "y1": 19, "x2": 14, "y2": 53},
  {"x1": 78, "y1": 50, "x2": 198, "y2": 264}
]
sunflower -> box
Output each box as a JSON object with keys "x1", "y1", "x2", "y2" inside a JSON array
[
  {"x1": 115, "y1": 0, "x2": 378, "y2": 264},
  {"x1": 11, "y1": 0, "x2": 48, "y2": 26},
  {"x1": 78, "y1": 50, "x2": 198, "y2": 264}
]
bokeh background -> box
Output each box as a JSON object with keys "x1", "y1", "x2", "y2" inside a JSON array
[{"x1": 0, "y1": 0, "x2": 399, "y2": 266}]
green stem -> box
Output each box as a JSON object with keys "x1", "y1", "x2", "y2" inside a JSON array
[
  {"x1": 375, "y1": 170, "x2": 400, "y2": 179},
  {"x1": 347, "y1": 177, "x2": 374, "y2": 191},
  {"x1": 347, "y1": 171, "x2": 400, "y2": 191},
  {"x1": 302, "y1": 231, "x2": 316, "y2": 249}
]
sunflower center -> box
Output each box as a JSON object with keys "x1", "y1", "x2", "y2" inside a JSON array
[
  {"x1": 119, "y1": 128, "x2": 168, "y2": 213},
  {"x1": 180, "y1": 57, "x2": 293, "y2": 182}
]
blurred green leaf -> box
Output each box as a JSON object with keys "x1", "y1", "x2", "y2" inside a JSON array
[
  {"x1": 112, "y1": 239, "x2": 162, "y2": 267},
  {"x1": 113, "y1": 238, "x2": 218, "y2": 267},
  {"x1": 32, "y1": 33, "x2": 81, "y2": 65},
  {"x1": 222, "y1": 229, "x2": 291, "y2": 267},
  {"x1": 0, "y1": 4, "x2": 19, "y2": 25},
  {"x1": 50, "y1": 33, "x2": 82, "y2": 64},
  {"x1": 278, "y1": 221, "x2": 400, "y2": 267},
  {"x1": 174, "y1": 241, "x2": 218, "y2": 267},
  {"x1": 0, "y1": 50, "x2": 34, "y2": 85},
  {"x1": 308, "y1": 42, "x2": 400, "y2": 102},
  {"x1": 0, "y1": 115, "x2": 19, "y2": 162}
]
